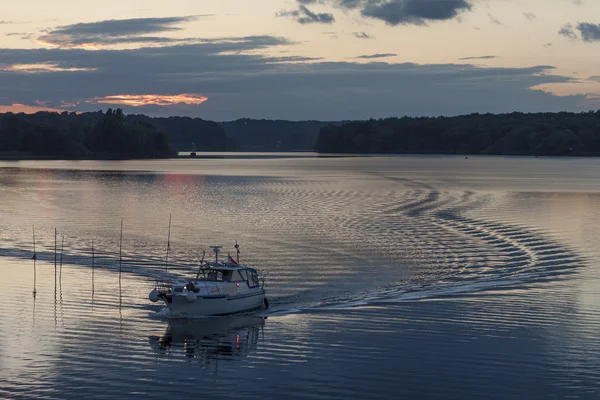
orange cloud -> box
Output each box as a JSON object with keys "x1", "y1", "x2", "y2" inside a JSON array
[
  {"x1": 91, "y1": 94, "x2": 208, "y2": 107},
  {"x1": 0, "y1": 103, "x2": 72, "y2": 114},
  {"x1": 0, "y1": 63, "x2": 95, "y2": 73}
]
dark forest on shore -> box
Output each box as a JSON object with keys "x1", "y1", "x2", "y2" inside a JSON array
[
  {"x1": 0, "y1": 109, "x2": 178, "y2": 159},
  {"x1": 2, "y1": 109, "x2": 600, "y2": 159},
  {"x1": 315, "y1": 111, "x2": 600, "y2": 156}
]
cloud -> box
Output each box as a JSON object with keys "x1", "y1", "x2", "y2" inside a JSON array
[
  {"x1": 359, "y1": 0, "x2": 472, "y2": 26},
  {"x1": 0, "y1": 103, "x2": 68, "y2": 114},
  {"x1": 353, "y1": 31, "x2": 372, "y2": 39},
  {"x1": 278, "y1": 5, "x2": 335, "y2": 24},
  {"x1": 355, "y1": 53, "x2": 397, "y2": 59},
  {"x1": 0, "y1": 62, "x2": 94, "y2": 73},
  {"x1": 37, "y1": 16, "x2": 206, "y2": 47},
  {"x1": 487, "y1": 13, "x2": 502, "y2": 25},
  {"x1": 458, "y1": 55, "x2": 497, "y2": 60},
  {"x1": 578, "y1": 23, "x2": 600, "y2": 42},
  {"x1": 290, "y1": 0, "x2": 474, "y2": 26},
  {"x1": 0, "y1": 32, "x2": 590, "y2": 121},
  {"x1": 559, "y1": 22, "x2": 600, "y2": 42},
  {"x1": 523, "y1": 12, "x2": 536, "y2": 21},
  {"x1": 559, "y1": 23, "x2": 578, "y2": 40},
  {"x1": 5, "y1": 32, "x2": 34, "y2": 40},
  {"x1": 91, "y1": 94, "x2": 208, "y2": 107}
]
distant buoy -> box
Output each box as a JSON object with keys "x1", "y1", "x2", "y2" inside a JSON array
[
  {"x1": 186, "y1": 291, "x2": 197, "y2": 303},
  {"x1": 149, "y1": 289, "x2": 159, "y2": 302},
  {"x1": 264, "y1": 297, "x2": 269, "y2": 309}
]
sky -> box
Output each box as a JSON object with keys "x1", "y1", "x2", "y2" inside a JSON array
[{"x1": 0, "y1": 0, "x2": 599, "y2": 121}]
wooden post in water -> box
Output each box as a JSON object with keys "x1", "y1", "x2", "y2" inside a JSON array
[
  {"x1": 32, "y1": 225, "x2": 37, "y2": 296},
  {"x1": 91, "y1": 239, "x2": 95, "y2": 308},
  {"x1": 59, "y1": 235, "x2": 64, "y2": 283},
  {"x1": 165, "y1": 213, "x2": 172, "y2": 273},
  {"x1": 54, "y1": 228, "x2": 57, "y2": 287},
  {"x1": 91, "y1": 239, "x2": 95, "y2": 281},
  {"x1": 119, "y1": 218, "x2": 123, "y2": 280}
]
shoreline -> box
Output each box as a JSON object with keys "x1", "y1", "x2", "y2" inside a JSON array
[
  {"x1": 0, "y1": 153, "x2": 177, "y2": 161},
  {"x1": 3, "y1": 152, "x2": 600, "y2": 161}
]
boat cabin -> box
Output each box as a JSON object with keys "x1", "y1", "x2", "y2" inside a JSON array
[{"x1": 198, "y1": 266, "x2": 260, "y2": 288}]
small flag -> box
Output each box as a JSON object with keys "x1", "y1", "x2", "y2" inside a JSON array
[{"x1": 228, "y1": 255, "x2": 238, "y2": 264}]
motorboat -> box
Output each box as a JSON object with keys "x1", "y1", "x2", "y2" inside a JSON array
[{"x1": 149, "y1": 244, "x2": 268, "y2": 316}]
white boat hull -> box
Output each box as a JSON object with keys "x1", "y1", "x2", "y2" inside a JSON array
[{"x1": 165, "y1": 289, "x2": 266, "y2": 316}]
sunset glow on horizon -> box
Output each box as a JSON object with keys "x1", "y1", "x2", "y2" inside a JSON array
[
  {"x1": 91, "y1": 94, "x2": 209, "y2": 107},
  {"x1": 0, "y1": 63, "x2": 95, "y2": 73},
  {"x1": 0, "y1": 103, "x2": 71, "y2": 114}
]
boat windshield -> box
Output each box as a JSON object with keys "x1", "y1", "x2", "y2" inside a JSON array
[
  {"x1": 202, "y1": 270, "x2": 227, "y2": 281},
  {"x1": 199, "y1": 269, "x2": 244, "y2": 282}
]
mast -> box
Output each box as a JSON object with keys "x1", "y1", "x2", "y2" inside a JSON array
[{"x1": 235, "y1": 240, "x2": 240, "y2": 264}]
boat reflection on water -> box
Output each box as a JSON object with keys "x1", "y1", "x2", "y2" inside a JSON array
[{"x1": 149, "y1": 316, "x2": 266, "y2": 363}]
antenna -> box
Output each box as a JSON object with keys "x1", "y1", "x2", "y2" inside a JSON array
[
  {"x1": 210, "y1": 246, "x2": 223, "y2": 263},
  {"x1": 235, "y1": 240, "x2": 240, "y2": 264}
]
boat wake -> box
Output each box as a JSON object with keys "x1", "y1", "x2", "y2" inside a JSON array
[{"x1": 260, "y1": 177, "x2": 585, "y2": 316}]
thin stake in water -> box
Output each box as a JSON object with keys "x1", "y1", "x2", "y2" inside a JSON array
[
  {"x1": 91, "y1": 239, "x2": 95, "y2": 282},
  {"x1": 119, "y1": 218, "x2": 123, "y2": 279},
  {"x1": 54, "y1": 228, "x2": 57, "y2": 288},
  {"x1": 59, "y1": 235, "x2": 64, "y2": 283},
  {"x1": 165, "y1": 213, "x2": 172, "y2": 273},
  {"x1": 91, "y1": 240, "x2": 95, "y2": 308},
  {"x1": 32, "y1": 225, "x2": 37, "y2": 296}
]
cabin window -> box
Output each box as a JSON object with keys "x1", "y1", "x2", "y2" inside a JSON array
[
  {"x1": 231, "y1": 271, "x2": 244, "y2": 282},
  {"x1": 222, "y1": 271, "x2": 233, "y2": 282},
  {"x1": 240, "y1": 270, "x2": 249, "y2": 282},
  {"x1": 206, "y1": 270, "x2": 226, "y2": 281},
  {"x1": 251, "y1": 272, "x2": 259, "y2": 287}
]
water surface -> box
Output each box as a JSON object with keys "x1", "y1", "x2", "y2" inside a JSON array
[{"x1": 1, "y1": 155, "x2": 600, "y2": 399}]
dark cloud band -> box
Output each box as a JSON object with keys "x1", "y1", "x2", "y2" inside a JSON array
[
  {"x1": 38, "y1": 16, "x2": 209, "y2": 47},
  {"x1": 0, "y1": 34, "x2": 586, "y2": 120}
]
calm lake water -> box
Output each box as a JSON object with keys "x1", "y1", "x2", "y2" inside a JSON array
[{"x1": 1, "y1": 154, "x2": 600, "y2": 399}]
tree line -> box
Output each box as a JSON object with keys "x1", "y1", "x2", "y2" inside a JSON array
[
  {"x1": 0, "y1": 109, "x2": 229, "y2": 158},
  {"x1": 315, "y1": 111, "x2": 600, "y2": 156}
]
